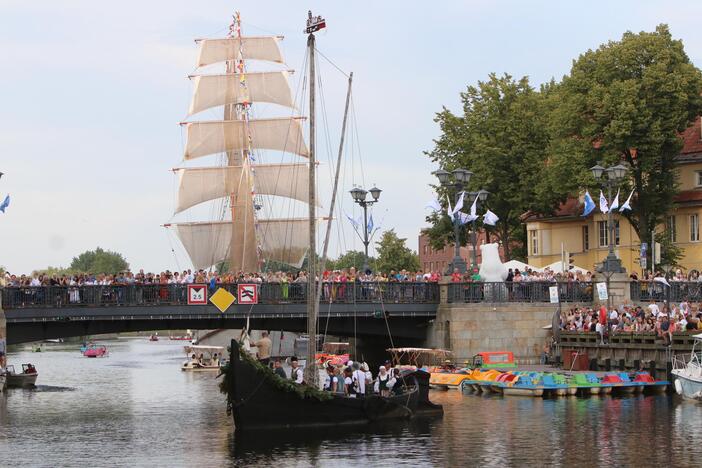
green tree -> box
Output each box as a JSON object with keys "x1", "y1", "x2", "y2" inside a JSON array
[
  {"x1": 326, "y1": 250, "x2": 374, "y2": 272},
  {"x1": 375, "y1": 229, "x2": 420, "y2": 272},
  {"x1": 425, "y1": 73, "x2": 552, "y2": 260},
  {"x1": 70, "y1": 247, "x2": 129, "y2": 274},
  {"x1": 544, "y1": 24, "x2": 702, "y2": 267}
]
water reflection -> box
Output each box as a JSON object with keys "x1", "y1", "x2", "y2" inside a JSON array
[{"x1": 1, "y1": 340, "x2": 700, "y2": 467}]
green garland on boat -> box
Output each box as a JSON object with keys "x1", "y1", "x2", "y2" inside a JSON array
[{"x1": 219, "y1": 343, "x2": 332, "y2": 402}]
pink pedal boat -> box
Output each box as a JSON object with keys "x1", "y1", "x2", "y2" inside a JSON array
[{"x1": 83, "y1": 344, "x2": 108, "y2": 358}]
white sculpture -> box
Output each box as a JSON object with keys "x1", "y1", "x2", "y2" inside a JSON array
[{"x1": 479, "y1": 243, "x2": 508, "y2": 282}]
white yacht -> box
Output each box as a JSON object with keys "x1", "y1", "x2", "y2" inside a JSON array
[{"x1": 672, "y1": 333, "x2": 702, "y2": 400}]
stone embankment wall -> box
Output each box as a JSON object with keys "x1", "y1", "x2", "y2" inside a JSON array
[{"x1": 426, "y1": 303, "x2": 556, "y2": 364}]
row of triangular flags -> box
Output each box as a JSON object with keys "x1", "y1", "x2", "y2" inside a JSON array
[
  {"x1": 582, "y1": 189, "x2": 633, "y2": 217},
  {"x1": 425, "y1": 193, "x2": 499, "y2": 226}
]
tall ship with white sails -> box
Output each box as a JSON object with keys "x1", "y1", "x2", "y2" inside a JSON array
[{"x1": 166, "y1": 12, "x2": 315, "y2": 273}]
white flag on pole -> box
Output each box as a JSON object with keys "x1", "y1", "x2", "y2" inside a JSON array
[
  {"x1": 609, "y1": 188, "x2": 620, "y2": 212},
  {"x1": 599, "y1": 190, "x2": 609, "y2": 214},
  {"x1": 451, "y1": 191, "x2": 465, "y2": 216},
  {"x1": 425, "y1": 199, "x2": 441, "y2": 212},
  {"x1": 483, "y1": 209, "x2": 499, "y2": 226},
  {"x1": 619, "y1": 189, "x2": 634, "y2": 212}
]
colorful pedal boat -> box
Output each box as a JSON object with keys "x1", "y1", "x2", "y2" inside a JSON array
[{"x1": 429, "y1": 369, "x2": 472, "y2": 389}]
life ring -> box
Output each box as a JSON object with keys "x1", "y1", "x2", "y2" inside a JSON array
[{"x1": 674, "y1": 379, "x2": 683, "y2": 395}]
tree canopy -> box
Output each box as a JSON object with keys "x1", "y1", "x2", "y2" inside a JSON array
[
  {"x1": 374, "y1": 229, "x2": 420, "y2": 272},
  {"x1": 69, "y1": 247, "x2": 129, "y2": 274},
  {"x1": 326, "y1": 250, "x2": 374, "y2": 272},
  {"x1": 426, "y1": 73, "x2": 551, "y2": 260},
  {"x1": 545, "y1": 24, "x2": 702, "y2": 265},
  {"x1": 426, "y1": 25, "x2": 702, "y2": 265}
]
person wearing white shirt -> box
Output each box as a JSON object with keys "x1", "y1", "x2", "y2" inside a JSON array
[
  {"x1": 352, "y1": 364, "x2": 366, "y2": 396},
  {"x1": 648, "y1": 301, "x2": 660, "y2": 317}
]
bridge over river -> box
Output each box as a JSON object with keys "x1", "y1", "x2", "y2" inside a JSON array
[
  {"x1": 1, "y1": 283, "x2": 440, "y2": 345},
  {"x1": 1, "y1": 281, "x2": 598, "y2": 347}
]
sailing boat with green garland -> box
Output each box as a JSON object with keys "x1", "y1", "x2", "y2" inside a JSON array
[{"x1": 211, "y1": 11, "x2": 441, "y2": 431}]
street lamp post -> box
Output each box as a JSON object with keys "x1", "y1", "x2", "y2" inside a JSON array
[
  {"x1": 433, "y1": 168, "x2": 488, "y2": 274},
  {"x1": 591, "y1": 164, "x2": 628, "y2": 274},
  {"x1": 591, "y1": 163, "x2": 628, "y2": 315},
  {"x1": 350, "y1": 185, "x2": 381, "y2": 274}
]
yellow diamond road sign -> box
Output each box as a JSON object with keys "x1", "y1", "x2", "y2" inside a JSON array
[{"x1": 210, "y1": 287, "x2": 236, "y2": 313}]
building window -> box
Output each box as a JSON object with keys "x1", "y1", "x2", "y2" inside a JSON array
[
  {"x1": 667, "y1": 215, "x2": 677, "y2": 243},
  {"x1": 696, "y1": 171, "x2": 702, "y2": 187},
  {"x1": 598, "y1": 220, "x2": 620, "y2": 247},
  {"x1": 582, "y1": 226, "x2": 589, "y2": 251},
  {"x1": 423, "y1": 245, "x2": 428, "y2": 255},
  {"x1": 529, "y1": 230, "x2": 538, "y2": 255},
  {"x1": 691, "y1": 214, "x2": 700, "y2": 242},
  {"x1": 598, "y1": 221, "x2": 608, "y2": 247}
]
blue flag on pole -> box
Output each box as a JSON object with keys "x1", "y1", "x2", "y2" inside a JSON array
[
  {"x1": 582, "y1": 191, "x2": 595, "y2": 217},
  {"x1": 367, "y1": 214, "x2": 374, "y2": 234},
  {"x1": 0, "y1": 194, "x2": 9, "y2": 213}
]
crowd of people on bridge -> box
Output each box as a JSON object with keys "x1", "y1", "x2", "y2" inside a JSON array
[
  {"x1": 559, "y1": 299, "x2": 702, "y2": 345},
  {"x1": 1, "y1": 267, "x2": 447, "y2": 288}
]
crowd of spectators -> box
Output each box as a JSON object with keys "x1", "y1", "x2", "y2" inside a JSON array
[
  {"x1": 0, "y1": 267, "x2": 446, "y2": 289},
  {"x1": 559, "y1": 299, "x2": 702, "y2": 345}
]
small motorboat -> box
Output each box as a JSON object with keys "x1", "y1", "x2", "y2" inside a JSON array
[
  {"x1": 181, "y1": 345, "x2": 225, "y2": 371},
  {"x1": 169, "y1": 335, "x2": 192, "y2": 341},
  {"x1": 83, "y1": 344, "x2": 108, "y2": 358},
  {"x1": 5, "y1": 364, "x2": 38, "y2": 388},
  {"x1": 672, "y1": 333, "x2": 702, "y2": 400},
  {"x1": 149, "y1": 334, "x2": 159, "y2": 342}
]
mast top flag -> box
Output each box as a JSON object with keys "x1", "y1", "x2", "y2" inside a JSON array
[{"x1": 305, "y1": 11, "x2": 326, "y2": 34}]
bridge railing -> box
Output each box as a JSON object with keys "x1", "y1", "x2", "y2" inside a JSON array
[
  {"x1": 0, "y1": 282, "x2": 441, "y2": 309},
  {"x1": 446, "y1": 281, "x2": 594, "y2": 303},
  {"x1": 629, "y1": 280, "x2": 702, "y2": 303}
]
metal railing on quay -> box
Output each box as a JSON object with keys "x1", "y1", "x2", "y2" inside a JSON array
[
  {"x1": 0, "y1": 282, "x2": 441, "y2": 309},
  {"x1": 446, "y1": 281, "x2": 594, "y2": 303},
  {"x1": 629, "y1": 280, "x2": 702, "y2": 303}
]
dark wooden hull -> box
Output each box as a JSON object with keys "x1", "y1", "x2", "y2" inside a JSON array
[{"x1": 225, "y1": 341, "x2": 431, "y2": 431}]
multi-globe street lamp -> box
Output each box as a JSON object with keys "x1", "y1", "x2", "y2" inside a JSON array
[
  {"x1": 433, "y1": 168, "x2": 488, "y2": 274},
  {"x1": 590, "y1": 163, "x2": 629, "y2": 274},
  {"x1": 349, "y1": 185, "x2": 381, "y2": 274}
]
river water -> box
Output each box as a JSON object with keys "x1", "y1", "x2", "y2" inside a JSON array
[{"x1": 0, "y1": 338, "x2": 700, "y2": 467}]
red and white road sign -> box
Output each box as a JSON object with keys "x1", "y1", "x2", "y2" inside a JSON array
[
  {"x1": 237, "y1": 283, "x2": 258, "y2": 305},
  {"x1": 187, "y1": 284, "x2": 208, "y2": 305}
]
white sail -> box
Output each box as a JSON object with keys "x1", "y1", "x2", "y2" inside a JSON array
[
  {"x1": 256, "y1": 218, "x2": 311, "y2": 268},
  {"x1": 183, "y1": 118, "x2": 309, "y2": 160},
  {"x1": 188, "y1": 72, "x2": 295, "y2": 116},
  {"x1": 172, "y1": 221, "x2": 232, "y2": 270},
  {"x1": 172, "y1": 218, "x2": 313, "y2": 270},
  {"x1": 195, "y1": 37, "x2": 284, "y2": 68},
  {"x1": 174, "y1": 164, "x2": 318, "y2": 214}
]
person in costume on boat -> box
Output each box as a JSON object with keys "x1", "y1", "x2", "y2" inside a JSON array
[
  {"x1": 351, "y1": 362, "x2": 366, "y2": 397},
  {"x1": 289, "y1": 356, "x2": 303, "y2": 384},
  {"x1": 249, "y1": 331, "x2": 272, "y2": 366},
  {"x1": 343, "y1": 367, "x2": 354, "y2": 396},
  {"x1": 375, "y1": 366, "x2": 390, "y2": 397},
  {"x1": 361, "y1": 363, "x2": 373, "y2": 395},
  {"x1": 273, "y1": 359, "x2": 287, "y2": 379}
]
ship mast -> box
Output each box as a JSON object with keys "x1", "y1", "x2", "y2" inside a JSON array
[
  {"x1": 304, "y1": 10, "x2": 325, "y2": 386},
  {"x1": 226, "y1": 12, "x2": 258, "y2": 273}
]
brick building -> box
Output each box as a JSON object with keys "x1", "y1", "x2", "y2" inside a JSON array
[{"x1": 418, "y1": 230, "x2": 495, "y2": 273}]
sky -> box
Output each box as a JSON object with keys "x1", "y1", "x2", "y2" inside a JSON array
[{"x1": 1, "y1": 1, "x2": 701, "y2": 274}]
